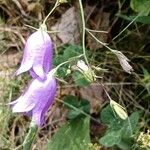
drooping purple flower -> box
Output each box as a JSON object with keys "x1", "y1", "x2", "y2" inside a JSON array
[
  {"x1": 16, "y1": 29, "x2": 53, "y2": 80},
  {"x1": 9, "y1": 70, "x2": 57, "y2": 126}
]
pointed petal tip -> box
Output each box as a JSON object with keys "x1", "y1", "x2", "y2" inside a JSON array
[
  {"x1": 7, "y1": 100, "x2": 18, "y2": 106},
  {"x1": 12, "y1": 102, "x2": 35, "y2": 113},
  {"x1": 14, "y1": 68, "x2": 23, "y2": 76}
]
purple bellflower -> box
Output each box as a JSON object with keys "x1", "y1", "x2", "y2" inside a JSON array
[
  {"x1": 9, "y1": 70, "x2": 57, "y2": 126},
  {"x1": 15, "y1": 29, "x2": 53, "y2": 80}
]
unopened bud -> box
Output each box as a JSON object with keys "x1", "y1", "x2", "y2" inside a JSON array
[
  {"x1": 110, "y1": 100, "x2": 128, "y2": 120},
  {"x1": 111, "y1": 50, "x2": 133, "y2": 74},
  {"x1": 59, "y1": 0, "x2": 68, "y2": 3},
  {"x1": 77, "y1": 60, "x2": 96, "y2": 82}
]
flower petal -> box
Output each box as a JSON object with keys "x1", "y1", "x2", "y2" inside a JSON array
[
  {"x1": 15, "y1": 59, "x2": 33, "y2": 76},
  {"x1": 33, "y1": 65, "x2": 46, "y2": 80},
  {"x1": 43, "y1": 43, "x2": 53, "y2": 72},
  {"x1": 9, "y1": 69, "x2": 57, "y2": 126},
  {"x1": 8, "y1": 99, "x2": 18, "y2": 106},
  {"x1": 12, "y1": 98, "x2": 35, "y2": 113},
  {"x1": 15, "y1": 30, "x2": 53, "y2": 79}
]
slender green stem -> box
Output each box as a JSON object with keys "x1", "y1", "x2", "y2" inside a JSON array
[
  {"x1": 43, "y1": 0, "x2": 60, "y2": 25},
  {"x1": 55, "y1": 54, "x2": 84, "y2": 70},
  {"x1": 113, "y1": 12, "x2": 142, "y2": 41},
  {"x1": 78, "y1": 0, "x2": 89, "y2": 66},
  {"x1": 56, "y1": 98, "x2": 100, "y2": 123},
  {"x1": 85, "y1": 27, "x2": 108, "y2": 33},
  {"x1": 24, "y1": 24, "x2": 38, "y2": 30},
  {"x1": 23, "y1": 122, "x2": 38, "y2": 150}
]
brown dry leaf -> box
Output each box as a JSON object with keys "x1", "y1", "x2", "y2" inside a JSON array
[
  {"x1": 12, "y1": 0, "x2": 27, "y2": 16},
  {"x1": 57, "y1": 85, "x2": 77, "y2": 100},
  {"x1": 27, "y1": 2, "x2": 43, "y2": 14},
  {"x1": 51, "y1": 7, "x2": 80, "y2": 46},
  {"x1": 80, "y1": 84, "x2": 107, "y2": 114}
]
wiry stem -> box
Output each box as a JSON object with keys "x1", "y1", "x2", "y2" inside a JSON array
[
  {"x1": 43, "y1": 0, "x2": 60, "y2": 25},
  {"x1": 78, "y1": 0, "x2": 89, "y2": 66}
]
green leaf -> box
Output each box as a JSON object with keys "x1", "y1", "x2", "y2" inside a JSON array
[
  {"x1": 47, "y1": 117, "x2": 91, "y2": 150},
  {"x1": 118, "y1": 14, "x2": 150, "y2": 24},
  {"x1": 72, "y1": 71, "x2": 90, "y2": 87},
  {"x1": 64, "y1": 95, "x2": 90, "y2": 119},
  {"x1": 53, "y1": 55, "x2": 69, "y2": 78},
  {"x1": 100, "y1": 105, "x2": 140, "y2": 148},
  {"x1": 99, "y1": 130, "x2": 122, "y2": 147},
  {"x1": 100, "y1": 105, "x2": 124, "y2": 130},
  {"x1": 56, "y1": 65, "x2": 69, "y2": 78},
  {"x1": 63, "y1": 45, "x2": 82, "y2": 61},
  {"x1": 53, "y1": 45, "x2": 83, "y2": 78},
  {"x1": 122, "y1": 112, "x2": 140, "y2": 137},
  {"x1": 130, "y1": 0, "x2": 150, "y2": 16},
  {"x1": 100, "y1": 105, "x2": 115, "y2": 124},
  {"x1": 117, "y1": 138, "x2": 134, "y2": 150},
  {"x1": 53, "y1": 55, "x2": 65, "y2": 66}
]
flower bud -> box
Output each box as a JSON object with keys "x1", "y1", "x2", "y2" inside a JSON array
[
  {"x1": 77, "y1": 60, "x2": 96, "y2": 82},
  {"x1": 110, "y1": 100, "x2": 128, "y2": 120},
  {"x1": 59, "y1": 0, "x2": 68, "y2": 3},
  {"x1": 111, "y1": 50, "x2": 133, "y2": 74}
]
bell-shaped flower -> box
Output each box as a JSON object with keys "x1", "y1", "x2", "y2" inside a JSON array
[
  {"x1": 9, "y1": 70, "x2": 57, "y2": 126},
  {"x1": 16, "y1": 29, "x2": 53, "y2": 80}
]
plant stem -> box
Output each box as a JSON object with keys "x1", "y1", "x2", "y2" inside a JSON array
[
  {"x1": 23, "y1": 122, "x2": 38, "y2": 150},
  {"x1": 86, "y1": 29, "x2": 114, "y2": 51},
  {"x1": 56, "y1": 98, "x2": 100, "y2": 123},
  {"x1": 43, "y1": 0, "x2": 59, "y2": 25},
  {"x1": 54, "y1": 54, "x2": 84, "y2": 71},
  {"x1": 78, "y1": 0, "x2": 89, "y2": 66}
]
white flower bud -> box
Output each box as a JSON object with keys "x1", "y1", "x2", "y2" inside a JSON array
[{"x1": 110, "y1": 100, "x2": 128, "y2": 120}]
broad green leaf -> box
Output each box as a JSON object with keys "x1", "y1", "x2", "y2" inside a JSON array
[
  {"x1": 99, "y1": 130, "x2": 122, "y2": 147},
  {"x1": 63, "y1": 45, "x2": 82, "y2": 61},
  {"x1": 72, "y1": 71, "x2": 90, "y2": 87},
  {"x1": 122, "y1": 112, "x2": 140, "y2": 138},
  {"x1": 126, "y1": 111, "x2": 140, "y2": 131},
  {"x1": 117, "y1": 138, "x2": 134, "y2": 150},
  {"x1": 100, "y1": 105, "x2": 115, "y2": 125},
  {"x1": 64, "y1": 95, "x2": 90, "y2": 119},
  {"x1": 100, "y1": 105, "x2": 140, "y2": 148},
  {"x1": 130, "y1": 0, "x2": 150, "y2": 16},
  {"x1": 100, "y1": 105, "x2": 124, "y2": 130},
  {"x1": 47, "y1": 117, "x2": 91, "y2": 150},
  {"x1": 53, "y1": 55, "x2": 65, "y2": 66}
]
